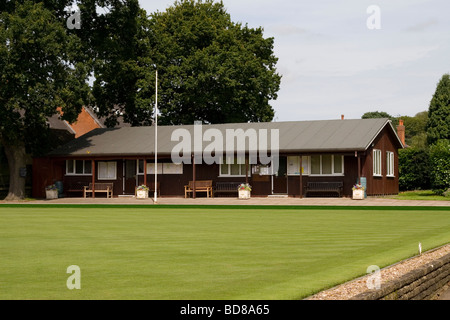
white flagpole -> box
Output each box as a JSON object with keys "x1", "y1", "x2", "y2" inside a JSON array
[{"x1": 154, "y1": 70, "x2": 158, "y2": 203}]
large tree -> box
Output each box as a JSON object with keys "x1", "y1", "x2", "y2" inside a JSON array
[
  {"x1": 426, "y1": 74, "x2": 450, "y2": 145},
  {"x1": 0, "y1": 1, "x2": 89, "y2": 199},
  {"x1": 77, "y1": 0, "x2": 156, "y2": 127},
  {"x1": 147, "y1": 0, "x2": 281, "y2": 125},
  {"x1": 361, "y1": 111, "x2": 398, "y2": 126}
]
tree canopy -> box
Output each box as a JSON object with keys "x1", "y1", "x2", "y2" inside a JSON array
[
  {"x1": 0, "y1": 1, "x2": 88, "y2": 147},
  {"x1": 0, "y1": 1, "x2": 89, "y2": 199},
  {"x1": 1, "y1": 0, "x2": 282, "y2": 199},
  {"x1": 361, "y1": 111, "x2": 398, "y2": 126},
  {"x1": 77, "y1": 0, "x2": 156, "y2": 127},
  {"x1": 147, "y1": 0, "x2": 281, "y2": 125},
  {"x1": 426, "y1": 73, "x2": 450, "y2": 145}
]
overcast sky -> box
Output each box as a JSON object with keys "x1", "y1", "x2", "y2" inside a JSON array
[{"x1": 139, "y1": 0, "x2": 450, "y2": 122}]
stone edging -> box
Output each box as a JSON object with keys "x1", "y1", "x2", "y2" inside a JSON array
[{"x1": 351, "y1": 252, "x2": 450, "y2": 300}]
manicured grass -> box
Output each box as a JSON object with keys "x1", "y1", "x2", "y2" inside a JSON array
[
  {"x1": 386, "y1": 190, "x2": 450, "y2": 201},
  {"x1": 0, "y1": 204, "x2": 449, "y2": 300}
]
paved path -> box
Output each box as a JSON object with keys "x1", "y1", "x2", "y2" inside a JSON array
[{"x1": 3, "y1": 196, "x2": 450, "y2": 207}]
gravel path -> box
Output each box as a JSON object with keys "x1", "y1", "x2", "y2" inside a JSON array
[{"x1": 306, "y1": 244, "x2": 450, "y2": 300}]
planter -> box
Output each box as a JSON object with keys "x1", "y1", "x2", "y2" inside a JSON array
[
  {"x1": 352, "y1": 189, "x2": 365, "y2": 200},
  {"x1": 45, "y1": 189, "x2": 58, "y2": 200},
  {"x1": 239, "y1": 189, "x2": 251, "y2": 199},
  {"x1": 136, "y1": 190, "x2": 149, "y2": 199}
]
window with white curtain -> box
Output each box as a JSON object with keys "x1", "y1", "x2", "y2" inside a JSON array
[{"x1": 98, "y1": 162, "x2": 117, "y2": 180}]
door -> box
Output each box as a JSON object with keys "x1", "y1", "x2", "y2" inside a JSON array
[
  {"x1": 272, "y1": 156, "x2": 288, "y2": 194},
  {"x1": 124, "y1": 160, "x2": 137, "y2": 195}
]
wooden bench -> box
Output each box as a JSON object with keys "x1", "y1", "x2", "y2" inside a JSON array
[
  {"x1": 214, "y1": 182, "x2": 242, "y2": 197},
  {"x1": 305, "y1": 182, "x2": 343, "y2": 198},
  {"x1": 185, "y1": 180, "x2": 213, "y2": 198},
  {"x1": 84, "y1": 183, "x2": 114, "y2": 198},
  {"x1": 66, "y1": 181, "x2": 86, "y2": 196}
]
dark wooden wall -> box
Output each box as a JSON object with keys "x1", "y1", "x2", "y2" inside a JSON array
[
  {"x1": 361, "y1": 126, "x2": 400, "y2": 196},
  {"x1": 32, "y1": 157, "x2": 65, "y2": 198}
]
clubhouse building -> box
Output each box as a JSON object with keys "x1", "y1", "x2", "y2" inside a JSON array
[{"x1": 32, "y1": 118, "x2": 405, "y2": 199}]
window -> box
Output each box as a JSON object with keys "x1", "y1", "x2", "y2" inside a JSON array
[
  {"x1": 146, "y1": 163, "x2": 163, "y2": 175},
  {"x1": 66, "y1": 160, "x2": 92, "y2": 175},
  {"x1": 322, "y1": 155, "x2": 332, "y2": 175},
  {"x1": 137, "y1": 160, "x2": 145, "y2": 175},
  {"x1": 287, "y1": 156, "x2": 310, "y2": 175},
  {"x1": 220, "y1": 157, "x2": 249, "y2": 177},
  {"x1": 386, "y1": 151, "x2": 394, "y2": 177},
  {"x1": 311, "y1": 155, "x2": 321, "y2": 175},
  {"x1": 252, "y1": 164, "x2": 272, "y2": 175},
  {"x1": 334, "y1": 155, "x2": 343, "y2": 174},
  {"x1": 98, "y1": 161, "x2": 117, "y2": 180},
  {"x1": 373, "y1": 149, "x2": 382, "y2": 176},
  {"x1": 143, "y1": 162, "x2": 183, "y2": 175},
  {"x1": 162, "y1": 163, "x2": 183, "y2": 174},
  {"x1": 310, "y1": 155, "x2": 344, "y2": 176}
]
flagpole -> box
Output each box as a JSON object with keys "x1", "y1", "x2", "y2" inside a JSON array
[{"x1": 154, "y1": 69, "x2": 158, "y2": 204}]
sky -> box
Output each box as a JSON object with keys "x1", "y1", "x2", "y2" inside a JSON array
[{"x1": 138, "y1": 0, "x2": 450, "y2": 122}]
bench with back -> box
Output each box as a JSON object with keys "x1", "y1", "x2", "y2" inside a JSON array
[
  {"x1": 84, "y1": 182, "x2": 114, "y2": 198},
  {"x1": 214, "y1": 182, "x2": 242, "y2": 197},
  {"x1": 184, "y1": 180, "x2": 213, "y2": 198},
  {"x1": 66, "y1": 181, "x2": 86, "y2": 196},
  {"x1": 305, "y1": 181, "x2": 343, "y2": 198}
]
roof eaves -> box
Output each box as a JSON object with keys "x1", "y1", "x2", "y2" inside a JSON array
[{"x1": 363, "y1": 119, "x2": 403, "y2": 150}]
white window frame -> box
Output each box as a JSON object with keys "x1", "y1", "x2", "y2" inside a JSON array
[
  {"x1": 65, "y1": 160, "x2": 92, "y2": 176},
  {"x1": 309, "y1": 155, "x2": 344, "y2": 176},
  {"x1": 219, "y1": 156, "x2": 250, "y2": 177},
  {"x1": 373, "y1": 149, "x2": 382, "y2": 177},
  {"x1": 386, "y1": 151, "x2": 395, "y2": 177},
  {"x1": 98, "y1": 161, "x2": 117, "y2": 180}
]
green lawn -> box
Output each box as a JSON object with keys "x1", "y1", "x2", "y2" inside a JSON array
[
  {"x1": 0, "y1": 204, "x2": 449, "y2": 300},
  {"x1": 386, "y1": 190, "x2": 450, "y2": 201}
]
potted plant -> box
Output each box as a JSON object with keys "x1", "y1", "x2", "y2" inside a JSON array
[
  {"x1": 45, "y1": 184, "x2": 58, "y2": 199},
  {"x1": 352, "y1": 184, "x2": 365, "y2": 200},
  {"x1": 238, "y1": 183, "x2": 252, "y2": 199},
  {"x1": 136, "y1": 185, "x2": 149, "y2": 199}
]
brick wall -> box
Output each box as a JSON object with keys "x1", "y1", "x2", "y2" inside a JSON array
[{"x1": 351, "y1": 253, "x2": 450, "y2": 300}]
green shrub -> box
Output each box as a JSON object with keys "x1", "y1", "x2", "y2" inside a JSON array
[
  {"x1": 398, "y1": 147, "x2": 431, "y2": 191},
  {"x1": 429, "y1": 140, "x2": 450, "y2": 195},
  {"x1": 443, "y1": 188, "x2": 450, "y2": 198}
]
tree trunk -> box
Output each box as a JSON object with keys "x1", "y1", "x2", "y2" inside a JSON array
[{"x1": 3, "y1": 142, "x2": 27, "y2": 200}]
